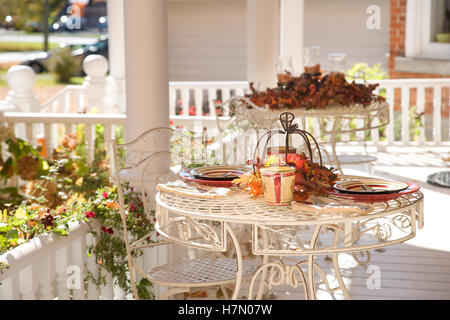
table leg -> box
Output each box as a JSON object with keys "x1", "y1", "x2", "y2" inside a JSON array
[
  {"x1": 255, "y1": 228, "x2": 270, "y2": 300},
  {"x1": 331, "y1": 253, "x2": 352, "y2": 300},
  {"x1": 225, "y1": 224, "x2": 244, "y2": 300},
  {"x1": 307, "y1": 255, "x2": 317, "y2": 300}
]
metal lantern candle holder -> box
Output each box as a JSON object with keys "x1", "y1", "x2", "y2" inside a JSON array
[
  {"x1": 253, "y1": 112, "x2": 323, "y2": 206},
  {"x1": 253, "y1": 112, "x2": 323, "y2": 172}
]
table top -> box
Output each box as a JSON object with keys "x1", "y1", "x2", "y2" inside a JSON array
[{"x1": 155, "y1": 175, "x2": 424, "y2": 227}]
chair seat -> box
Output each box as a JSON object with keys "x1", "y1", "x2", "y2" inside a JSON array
[
  {"x1": 147, "y1": 257, "x2": 256, "y2": 287},
  {"x1": 427, "y1": 171, "x2": 450, "y2": 188}
]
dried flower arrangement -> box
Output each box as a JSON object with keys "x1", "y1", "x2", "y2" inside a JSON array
[{"x1": 245, "y1": 65, "x2": 385, "y2": 110}]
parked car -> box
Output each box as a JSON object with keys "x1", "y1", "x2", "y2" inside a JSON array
[{"x1": 21, "y1": 35, "x2": 108, "y2": 74}]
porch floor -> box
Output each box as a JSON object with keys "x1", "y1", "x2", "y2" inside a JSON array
[{"x1": 243, "y1": 149, "x2": 450, "y2": 300}]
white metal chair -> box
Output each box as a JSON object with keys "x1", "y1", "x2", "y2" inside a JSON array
[{"x1": 111, "y1": 127, "x2": 256, "y2": 300}]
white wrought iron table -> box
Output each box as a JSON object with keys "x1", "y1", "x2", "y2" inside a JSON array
[{"x1": 154, "y1": 175, "x2": 424, "y2": 300}]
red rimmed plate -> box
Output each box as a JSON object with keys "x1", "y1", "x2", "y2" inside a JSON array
[
  {"x1": 325, "y1": 181, "x2": 420, "y2": 203},
  {"x1": 333, "y1": 178, "x2": 409, "y2": 194},
  {"x1": 191, "y1": 165, "x2": 251, "y2": 181},
  {"x1": 179, "y1": 169, "x2": 237, "y2": 187}
]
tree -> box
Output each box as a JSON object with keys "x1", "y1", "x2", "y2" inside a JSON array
[
  {"x1": 0, "y1": 0, "x2": 66, "y2": 51},
  {"x1": 0, "y1": 0, "x2": 66, "y2": 31}
]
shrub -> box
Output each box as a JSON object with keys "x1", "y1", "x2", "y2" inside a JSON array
[{"x1": 48, "y1": 47, "x2": 82, "y2": 83}]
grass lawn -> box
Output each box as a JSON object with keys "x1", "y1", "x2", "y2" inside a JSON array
[
  {"x1": 0, "y1": 70, "x2": 84, "y2": 87},
  {"x1": 0, "y1": 41, "x2": 59, "y2": 53}
]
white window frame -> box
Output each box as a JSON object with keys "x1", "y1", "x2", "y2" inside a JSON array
[{"x1": 405, "y1": 0, "x2": 450, "y2": 60}]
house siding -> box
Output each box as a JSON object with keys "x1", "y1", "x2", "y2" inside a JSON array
[{"x1": 167, "y1": 0, "x2": 390, "y2": 81}]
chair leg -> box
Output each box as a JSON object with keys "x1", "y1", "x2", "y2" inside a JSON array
[
  {"x1": 127, "y1": 256, "x2": 139, "y2": 300},
  {"x1": 121, "y1": 215, "x2": 139, "y2": 300},
  {"x1": 220, "y1": 285, "x2": 230, "y2": 299},
  {"x1": 159, "y1": 287, "x2": 190, "y2": 300}
]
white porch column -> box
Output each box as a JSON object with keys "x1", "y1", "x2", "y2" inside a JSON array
[
  {"x1": 247, "y1": 0, "x2": 280, "y2": 90},
  {"x1": 124, "y1": 0, "x2": 170, "y2": 141},
  {"x1": 106, "y1": 0, "x2": 126, "y2": 113},
  {"x1": 280, "y1": 0, "x2": 304, "y2": 74}
]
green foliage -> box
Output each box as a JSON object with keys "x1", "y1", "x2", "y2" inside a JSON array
[
  {"x1": 47, "y1": 47, "x2": 82, "y2": 83},
  {"x1": 0, "y1": 137, "x2": 49, "y2": 182},
  {"x1": 346, "y1": 63, "x2": 388, "y2": 81},
  {"x1": 0, "y1": 42, "x2": 59, "y2": 53},
  {"x1": 0, "y1": 0, "x2": 65, "y2": 31},
  {"x1": 136, "y1": 279, "x2": 155, "y2": 300},
  {"x1": 85, "y1": 185, "x2": 156, "y2": 299},
  {"x1": 0, "y1": 199, "x2": 87, "y2": 255},
  {"x1": 0, "y1": 123, "x2": 156, "y2": 298},
  {"x1": 0, "y1": 261, "x2": 9, "y2": 274}
]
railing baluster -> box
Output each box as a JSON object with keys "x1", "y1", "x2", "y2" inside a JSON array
[
  {"x1": 55, "y1": 245, "x2": 70, "y2": 300},
  {"x1": 103, "y1": 123, "x2": 112, "y2": 148},
  {"x1": 65, "y1": 90, "x2": 71, "y2": 113},
  {"x1": 385, "y1": 86, "x2": 395, "y2": 144},
  {"x1": 312, "y1": 118, "x2": 320, "y2": 139},
  {"x1": 233, "y1": 136, "x2": 238, "y2": 165},
  {"x1": 356, "y1": 117, "x2": 365, "y2": 141},
  {"x1": 169, "y1": 86, "x2": 176, "y2": 116},
  {"x1": 81, "y1": 91, "x2": 86, "y2": 113},
  {"x1": 222, "y1": 142, "x2": 227, "y2": 165},
  {"x1": 433, "y1": 86, "x2": 442, "y2": 145},
  {"x1": 43, "y1": 123, "x2": 52, "y2": 157},
  {"x1": 401, "y1": 86, "x2": 410, "y2": 144},
  {"x1": 244, "y1": 134, "x2": 249, "y2": 163},
  {"x1": 25, "y1": 123, "x2": 33, "y2": 145},
  {"x1": 37, "y1": 255, "x2": 55, "y2": 300},
  {"x1": 100, "y1": 272, "x2": 114, "y2": 300},
  {"x1": 18, "y1": 265, "x2": 36, "y2": 299},
  {"x1": 222, "y1": 88, "x2": 231, "y2": 116},
  {"x1": 195, "y1": 88, "x2": 203, "y2": 116},
  {"x1": 61, "y1": 93, "x2": 67, "y2": 114},
  {"x1": 64, "y1": 123, "x2": 71, "y2": 137},
  {"x1": 86, "y1": 232, "x2": 101, "y2": 300},
  {"x1": 181, "y1": 88, "x2": 189, "y2": 116},
  {"x1": 340, "y1": 118, "x2": 349, "y2": 142},
  {"x1": 208, "y1": 88, "x2": 217, "y2": 117},
  {"x1": 73, "y1": 90, "x2": 81, "y2": 113},
  {"x1": 236, "y1": 88, "x2": 244, "y2": 97},
  {"x1": 417, "y1": 85, "x2": 426, "y2": 145},
  {"x1": 0, "y1": 276, "x2": 17, "y2": 299},
  {"x1": 113, "y1": 285, "x2": 127, "y2": 300},
  {"x1": 371, "y1": 116, "x2": 380, "y2": 149},
  {"x1": 71, "y1": 237, "x2": 86, "y2": 300},
  {"x1": 85, "y1": 124, "x2": 95, "y2": 164}
]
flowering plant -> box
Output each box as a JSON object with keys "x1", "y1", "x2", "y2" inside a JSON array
[{"x1": 84, "y1": 184, "x2": 156, "y2": 299}]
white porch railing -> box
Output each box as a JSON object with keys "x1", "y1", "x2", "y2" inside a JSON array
[
  {"x1": 2, "y1": 112, "x2": 127, "y2": 164},
  {"x1": 367, "y1": 78, "x2": 450, "y2": 147},
  {"x1": 37, "y1": 78, "x2": 449, "y2": 146},
  {"x1": 168, "y1": 81, "x2": 249, "y2": 116},
  {"x1": 40, "y1": 85, "x2": 87, "y2": 113},
  {"x1": 0, "y1": 221, "x2": 123, "y2": 300}
]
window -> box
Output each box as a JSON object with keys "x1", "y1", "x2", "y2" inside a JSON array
[{"x1": 405, "y1": 0, "x2": 450, "y2": 60}]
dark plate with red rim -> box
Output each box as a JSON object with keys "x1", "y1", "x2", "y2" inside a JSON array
[
  {"x1": 191, "y1": 165, "x2": 251, "y2": 181},
  {"x1": 180, "y1": 169, "x2": 237, "y2": 187},
  {"x1": 333, "y1": 178, "x2": 409, "y2": 194},
  {"x1": 326, "y1": 181, "x2": 420, "y2": 203}
]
